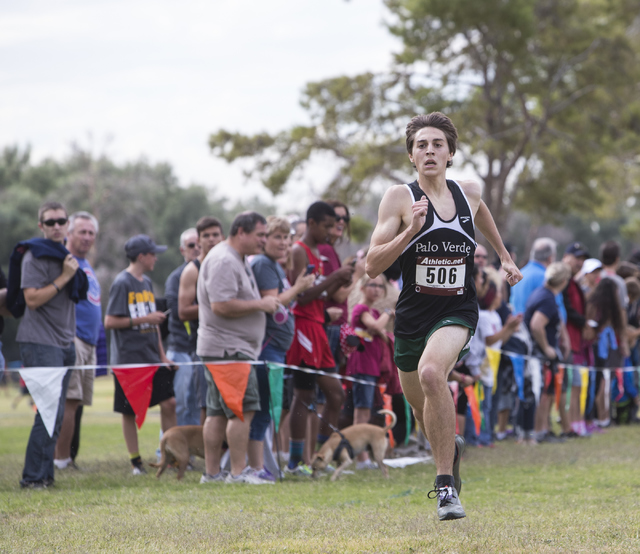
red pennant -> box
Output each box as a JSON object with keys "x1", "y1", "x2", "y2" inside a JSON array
[
  {"x1": 205, "y1": 362, "x2": 251, "y2": 421},
  {"x1": 112, "y1": 365, "x2": 160, "y2": 429}
]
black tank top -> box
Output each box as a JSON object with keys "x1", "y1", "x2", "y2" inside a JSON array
[{"x1": 395, "y1": 179, "x2": 479, "y2": 339}]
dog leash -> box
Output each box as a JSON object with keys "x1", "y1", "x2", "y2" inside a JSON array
[{"x1": 296, "y1": 398, "x2": 354, "y2": 461}]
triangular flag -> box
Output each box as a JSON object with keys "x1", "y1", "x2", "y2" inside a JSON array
[
  {"x1": 112, "y1": 365, "x2": 159, "y2": 429},
  {"x1": 19, "y1": 367, "x2": 68, "y2": 438},
  {"x1": 486, "y1": 348, "x2": 501, "y2": 394},
  {"x1": 565, "y1": 366, "x2": 572, "y2": 412},
  {"x1": 205, "y1": 362, "x2": 251, "y2": 421},
  {"x1": 464, "y1": 385, "x2": 482, "y2": 435},
  {"x1": 580, "y1": 367, "x2": 589, "y2": 415},
  {"x1": 266, "y1": 363, "x2": 284, "y2": 432},
  {"x1": 554, "y1": 365, "x2": 564, "y2": 411},
  {"x1": 509, "y1": 354, "x2": 525, "y2": 401}
]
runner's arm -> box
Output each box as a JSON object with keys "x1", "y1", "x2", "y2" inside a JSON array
[{"x1": 366, "y1": 186, "x2": 424, "y2": 279}]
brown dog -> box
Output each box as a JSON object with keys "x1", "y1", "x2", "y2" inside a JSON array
[
  {"x1": 148, "y1": 425, "x2": 205, "y2": 480},
  {"x1": 311, "y1": 409, "x2": 397, "y2": 481}
]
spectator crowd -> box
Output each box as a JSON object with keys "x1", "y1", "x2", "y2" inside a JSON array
[{"x1": 1, "y1": 199, "x2": 639, "y2": 489}]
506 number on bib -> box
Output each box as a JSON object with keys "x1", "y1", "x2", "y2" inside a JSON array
[{"x1": 415, "y1": 256, "x2": 466, "y2": 296}]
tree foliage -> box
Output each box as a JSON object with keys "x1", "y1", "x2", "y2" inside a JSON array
[
  {"x1": 0, "y1": 145, "x2": 236, "y2": 292},
  {"x1": 208, "y1": 0, "x2": 640, "y2": 232}
]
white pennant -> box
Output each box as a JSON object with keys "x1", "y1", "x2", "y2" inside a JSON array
[{"x1": 19, "y1": 367, "x2": 68, "y2": 438}]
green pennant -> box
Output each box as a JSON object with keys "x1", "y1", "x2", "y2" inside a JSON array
[{"x1": 266, "y1": 363, "x2": 284, "y2": 433}]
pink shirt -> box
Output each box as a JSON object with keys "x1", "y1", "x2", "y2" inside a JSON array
[{"x1": 345, "y1": 304, "x2": 383, "y2": 377}]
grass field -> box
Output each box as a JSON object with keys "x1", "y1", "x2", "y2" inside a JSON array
[{"x1": 1, "y1": 376, "x2": 640, "y2": 553}]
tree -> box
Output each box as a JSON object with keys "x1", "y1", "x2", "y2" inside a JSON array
[{"x1": 208, "y1": 0, "x2": 640, "y2": 233}]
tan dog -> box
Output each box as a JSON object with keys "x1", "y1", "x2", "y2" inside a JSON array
[
  {"x1": 311, "y1": 409, "x2": 397, "y2": 481},
  {"x1": 148, "y1": 425, "x2": 205, "y2": 480}
]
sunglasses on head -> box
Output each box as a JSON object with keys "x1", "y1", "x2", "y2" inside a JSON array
[
  {"x1": 335, "y1": 215, "x2": 350, "y2": 223},
  {"x1": 42, "y1": 218, "x2": 68, "y2": 227}
]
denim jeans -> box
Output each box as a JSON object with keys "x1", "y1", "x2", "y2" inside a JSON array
[
  {"x1": 167, "y1": 349, "x2": 200, "y2": 426},
  {"x1": 19, "y1": 341, "x2": 75, "y2": 485},
  {"x1": 250, "y1": 344, "x2": 286, "y2": 441}
]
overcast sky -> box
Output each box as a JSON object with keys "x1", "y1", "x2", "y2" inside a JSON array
[{"x1": 1, "y1": 0, "x2": 400, "y2": 210}]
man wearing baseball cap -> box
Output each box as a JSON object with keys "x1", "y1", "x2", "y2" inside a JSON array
[{"x1": 104, "y1": 234, "x2": 177, "y2": 475}]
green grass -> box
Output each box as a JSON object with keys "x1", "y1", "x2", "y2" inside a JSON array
[{"x1": 1, "y1": 377, "x2": 640, "y2": 553}]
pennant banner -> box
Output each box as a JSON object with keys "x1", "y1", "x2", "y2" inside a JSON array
[
  {"x1": 112, "y1": 365, "x2": 159, "y2": 429},
  {"x1": 486, "y1": 349, "x2": 501, "y2": 394},
  {"x1": 205, "y1": 362, "x2": 251, "y2": 421},
  {"x1": 509, "y1": 354, "x2": 525, "y2": 401},
  {"x1": 464, "y1": 385, "x2": 482, "y2": 435},
  {"x1": 19, "y1": 367, "x2": 68, "y2": 438},
  {"x1": 266, "y1": 362, "x2": 284, "y2": 432},
  {"x1": 580, "y1": 368, "x2": 589, "y2": 415}
]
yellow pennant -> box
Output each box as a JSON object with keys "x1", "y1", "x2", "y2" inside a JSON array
[
  {"x1": 486, "y1": 348, "x2": 502, "y2": 394},
  {"x1": 580, "y1": 367, "x2": 589, "y2": 415}
]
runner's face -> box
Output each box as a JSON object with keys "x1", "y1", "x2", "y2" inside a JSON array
[
  {"x1": 409, "y1": 127, "x2": 452, "y2": 177},
  {"x1": 199, "y1": 226, "x2": 223, "y2": 256},
  {"x1": 264, "y1": 230, "x2": 289, "y2": 261}
]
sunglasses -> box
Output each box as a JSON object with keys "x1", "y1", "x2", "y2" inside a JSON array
[
  {"x1": 365, "y1": 283, "x2": 385, "y2": 289},
  {"x1": 41, "y1": 218, "x2": 68, "y2": 227},
  {"x1": 335, "y1": 215, "x2": 350, "y2": 223},
  {"x1": 186, "y1": 242, "x2": 198, "y2": 248}
]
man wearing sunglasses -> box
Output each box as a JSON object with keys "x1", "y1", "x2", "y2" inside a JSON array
[
  {"x1": 12, "y1": 201, "x2": 88, "y2": 488},
  {"x1": 164, "y1": 227, "x2": 201, "y2": 426}
]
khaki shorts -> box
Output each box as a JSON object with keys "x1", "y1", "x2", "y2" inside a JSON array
[
  {"x1": 202, "y1": 352, "x2": 261, "y2": 419},
  {"x1": 66, "y1": 337, "x2": 96, "y2": 405},
  {"x1": 394, "y1": 317, "x2": 475, "y2": 373}
]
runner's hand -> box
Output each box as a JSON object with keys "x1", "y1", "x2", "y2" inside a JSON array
[
  {"x1": 408, "y1": 195, "x2": 429, "y2": 235},
  {"x1": 502, "y1": 259, "x2": 522, "y2": 287}
]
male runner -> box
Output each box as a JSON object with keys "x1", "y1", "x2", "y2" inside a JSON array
[{"x1": 366, "y1": 112, "x2": 522, "y2": 520}]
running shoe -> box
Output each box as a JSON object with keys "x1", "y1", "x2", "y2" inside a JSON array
[
  {"x1": 225, "y1": 467, "x2": 274, "y2": 485},
  {"x1": 200, "y1": 471, "x2": 228, "y2": 483},
  {"x1": 429, "y1": 484, "x2": 466, "y2": 521},
  {"x1": 131, "y1": 461, "x2": 147, "y2": 476},
  {"x1": 453, "y1": 434, "x2": 465, "y2": 495},
  {"x1": 356, "y1": 460, "x2": 379, "y2": 470},
  {"x1": 284, "y1": 462, "x2": 313, "y2": 477}
]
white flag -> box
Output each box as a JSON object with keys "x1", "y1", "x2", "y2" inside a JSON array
[{"x1": 19, "y1": 367, "x2": 68, "y2": 438}]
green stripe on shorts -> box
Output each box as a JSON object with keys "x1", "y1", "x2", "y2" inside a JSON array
[{"x1": 394, "y1": 317, "x2": 475, "y2": 373}]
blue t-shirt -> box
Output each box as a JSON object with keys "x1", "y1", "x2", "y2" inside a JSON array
[
  {"x1": 511, "y1": 260, "x2": 566, "y2": 322},
  {"x1": 75, "y1": 257, "x2": 102, "y2": 346},
  {"x1": 250, "y1": 254, "x2": 295, "y2": 352},
  {"x1": 524, "y1": 286, "x2": 560, "y2": 349}
]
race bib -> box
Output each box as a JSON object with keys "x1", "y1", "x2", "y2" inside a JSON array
[{"x1": 415, "y1": 256, "x2": 466, "y2": 296}]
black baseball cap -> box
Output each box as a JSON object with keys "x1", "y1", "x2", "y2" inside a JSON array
[
  {"x1": 565, "y1": 242, "x2": 589, "y2": 258},
  {"x1": 124, "y1": 234, "x2": 167, "y2": 259}
]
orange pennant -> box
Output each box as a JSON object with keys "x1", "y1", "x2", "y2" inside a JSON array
[
  {"x1": 379, "y1": 384, "x2": 395, "y2": 449},
  {"x1": 205, "y1": 362, "x2": 252, "y2": 421},
  {"x1": 464, "y1": 385, "x2": 481, "y2": 435},
  {"x1": 554, "y1": 365, "x2": 565, "y2": 412},
  {"x1": 112, "y1": 365, "x2": 160, "y2": 429}
]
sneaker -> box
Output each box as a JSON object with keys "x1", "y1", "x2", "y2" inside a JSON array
[
  {"x1": 54, "y1": 458, "x2": 79, "y2": 470},
  {"x1": 429, "y1": 485, "x2": 466, "y2": 521},
  {"x1": 356, "y1": 460, "x2": 378, "y2": 470},
  {"x1": 225, "y1": 467, "x2": 274, "y2": 485},
  {"x1": 537, "y1": 431, "x2": 566, "y2": 444},
  {"x1": 453, "y1": 435, "x2": 465, "y2": 495},
  {"x1": 254, "y1": 468, "x2": 277, "y2": 482},
  {"x1": 284, "y1": 462, "x2": 313, "y2": 477},
  {"x1": 131, "y1": 463, "x2": 147, "y2": 476},
  {"x1": 200, "y1": 471, "x2": 227, "y2": 483}
]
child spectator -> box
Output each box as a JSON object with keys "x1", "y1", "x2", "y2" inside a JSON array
[{"x1": 345, "y1": 274, "x2": 394, "y2": 468}]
